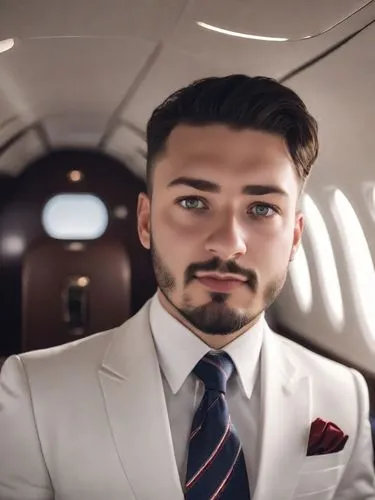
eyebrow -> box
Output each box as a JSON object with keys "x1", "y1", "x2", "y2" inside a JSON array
[{"x1": 167, "y1": 176, "x2": 288, "y2": 197}]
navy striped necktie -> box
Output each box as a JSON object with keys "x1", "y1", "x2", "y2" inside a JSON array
[{"x1": 185, "y1": 352, "x2": 251, "y2": 499}]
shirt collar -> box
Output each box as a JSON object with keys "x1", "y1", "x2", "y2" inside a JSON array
[{"x1": 149, "y1": 292, "x2": 264, "y2": 399}]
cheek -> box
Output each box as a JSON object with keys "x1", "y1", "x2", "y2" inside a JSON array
[
  {"x1": 159, "y1": 208, "x2": 205, "y2": 241},
  {"x1": 152, "y1": 210, "x2": 201, "y2": 268},
  {"x1": 249, "y1": 223, "x2": 294, "y2": 268}
]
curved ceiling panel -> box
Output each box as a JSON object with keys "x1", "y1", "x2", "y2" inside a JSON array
[
  {"x1": 0, "y1": 33, "x2": 156, "y2": 173},
  {"x1": 191, "y1": 0, "x2": 373, "y2": 40},
  {"x1": 123, "y1": 1, "x2": 375, "y2": 129},
  {"x1": 0, "y1": 0, "x2": 187, "y2": 42},
  {"x1": 2, "y1": 0, "x2": 369, "y2": 42},
  {"x1": 0, "y1": 126, "x2": 46, "y2": 175},
  {"x1": 0, "y1": 105, "x2": 18, "y2": 134},
  {"x1": 0, "y1": 37, "x2": 155, "y2": 117},
  {"x1": 44, "y1": 112, "x2": 112, "y2": 146},
  {"x1": 105, "y1": 122, "x2": 146, "y2": 179}
]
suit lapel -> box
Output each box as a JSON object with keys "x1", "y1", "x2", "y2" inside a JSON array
[
  {"x1": 98, "y1": 301, "x2": 311, "y2": 500},
  {"x1": 98, "y1": 301, "x2": 184, "y2": 500},
  {"x1": 253, "y1": 325, "x2": 311, "y2": 500}
]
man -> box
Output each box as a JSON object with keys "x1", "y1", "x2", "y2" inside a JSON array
[{"x1": 0, "y1": 75, "x2": 374, "y2": 500}]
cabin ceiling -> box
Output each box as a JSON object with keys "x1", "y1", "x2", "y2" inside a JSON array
[{"x1": 0, "y1": 0, "x2": 374, "y2": 176}]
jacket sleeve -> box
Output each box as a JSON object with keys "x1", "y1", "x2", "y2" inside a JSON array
[
  {"x1": 0, "y1": 355, "x2": 53, "y2": 500},
  {"x1": 334, "y1": 368, "x2": 375, "y2": 499}
]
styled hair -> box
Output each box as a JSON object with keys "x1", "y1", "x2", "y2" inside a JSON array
[{"x1": 146, "y1": 74, "x2": 318, "y2": 193}]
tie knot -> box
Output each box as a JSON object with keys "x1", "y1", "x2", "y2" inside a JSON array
[{"x1": 193, "y1": 352, "x2": 234, "y2": 394}]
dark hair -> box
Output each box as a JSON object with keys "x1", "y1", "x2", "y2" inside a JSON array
[{"x1": 146, "y1": 74, "x2": 318, "y2": 192}]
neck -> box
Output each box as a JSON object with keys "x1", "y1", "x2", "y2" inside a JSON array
[{"x1": 157, "y1": 289, "x2": 263, "y2": 349}]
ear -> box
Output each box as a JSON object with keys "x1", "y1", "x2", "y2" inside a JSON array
[
  {"x1": 290, "y1": 211, "x2": 304, "y2": 261},
  {"x1": 137, "y1": 192, "x2": 151, "y2": 249}
]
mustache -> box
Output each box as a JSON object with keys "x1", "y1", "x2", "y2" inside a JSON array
[{"x1": 185, "y1": 257, "x2": 258, "y2": 291}]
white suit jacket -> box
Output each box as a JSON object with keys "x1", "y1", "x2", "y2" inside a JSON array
[{"x1": 0, "y1": 299, "x2": 374, "y2": 500}]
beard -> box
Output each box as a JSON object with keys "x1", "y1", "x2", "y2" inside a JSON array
[{"x1": 150, "y1": 236, "x2": 288, "y2": 335}]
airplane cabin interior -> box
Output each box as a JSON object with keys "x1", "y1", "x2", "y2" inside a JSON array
[{"x1": 1, "y1": 0, "x2": 375, "y2": 460}]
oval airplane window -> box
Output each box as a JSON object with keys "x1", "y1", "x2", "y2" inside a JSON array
[
  {"x1": 288, "y1": 244, "x2": 312, "y2": 313},
  {"x1": 42, "y1": 194, "x2": 109, "y2": 240},
  {"x1": 331, "y1": 189, "x2": 375, "y2": 347},
  {"x1": 303, "y1": 194, "x2": 344, "y2": 330}
]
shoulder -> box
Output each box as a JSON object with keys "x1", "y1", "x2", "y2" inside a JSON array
[
  {"x1": 0, "y1": 328, "x2": 117, "y2": 393},
  {"x1": 13, "y1": 300, "x2": 152, "y2": 383},
  {"x1": 20, "y1": 327, "x2": 116, "y2": 368},
  {"x1": 272, "y1": 329, "x2": 368, "y2": 397}
]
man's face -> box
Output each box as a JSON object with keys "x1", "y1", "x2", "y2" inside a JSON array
[{"x1": 138, "y1": 124, "x2": 303, "y2": 336}]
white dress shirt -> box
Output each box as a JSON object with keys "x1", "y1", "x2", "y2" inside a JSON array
[{"x1": 149, "y1": 292, "x2": 264, "y2": 493}]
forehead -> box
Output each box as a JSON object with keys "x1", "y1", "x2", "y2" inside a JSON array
[{"x1": 155, "y1": 124, "x2": 299, "y2": 193}]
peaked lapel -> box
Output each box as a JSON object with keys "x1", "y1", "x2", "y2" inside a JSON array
[
  {"x1": 253, "y1": 325, "x2": 312, "y2": 500},
  {"x1": 98, "y1": 301, "x2": 184, "y2": 500}
]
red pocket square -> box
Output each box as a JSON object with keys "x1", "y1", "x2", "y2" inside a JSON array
[{"x1": 307, "y1": 418, "x2": 349, "y2": 456}]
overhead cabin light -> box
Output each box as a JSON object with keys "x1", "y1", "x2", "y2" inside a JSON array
[
  {"x1": 77, "y1": 277, "x2": 90, "y2": 287},
  {"x1": 1, "y1": 235, "x2": 24, "y2": 256},
  {"x1": 113, "y1": 205, "x2": 128, "y2": 220},
  {"x1": 67, "y1": 242, "x2": 85, "y2": 252},
  {"x1": 196, "y1": 22, "x2": 288, "y2": 42},
  {"x1": 0, "y1": 38, "x2": 15, "y2": 54},
  {"x1": 68, "y1": 170, "x2": 84, "y2": 183}
]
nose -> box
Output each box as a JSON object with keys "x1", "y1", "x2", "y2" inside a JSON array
[{"x1": 205, "y1": 214, "x2": 247, "y2": 261}]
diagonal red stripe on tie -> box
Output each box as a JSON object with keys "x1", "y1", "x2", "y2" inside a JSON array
[
  {"x1": 210, "y1": 442, "x2": 242, "y2": 500},
  {"x1": 186, "y1": 420, "x2": 232, "y2": 490}
]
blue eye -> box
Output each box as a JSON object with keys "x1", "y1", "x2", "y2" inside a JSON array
[
  {"x1": 250, "y1": 204, "x2": 276, "y2": 217},
  {"x1": 179, "y1": 198, "x2": 206, "y2": 210}
]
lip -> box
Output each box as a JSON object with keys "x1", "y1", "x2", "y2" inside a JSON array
[
  {"x1": 195, "y1": 272, "x2": 247, "y2": 282},
  {"x1": 195, "y1": 276, "x2": 246, "y2": 293}
]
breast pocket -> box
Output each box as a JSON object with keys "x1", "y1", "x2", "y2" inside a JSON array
[{"x1": 294, "y1": 452, "x2": 345, "y2": 499}]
